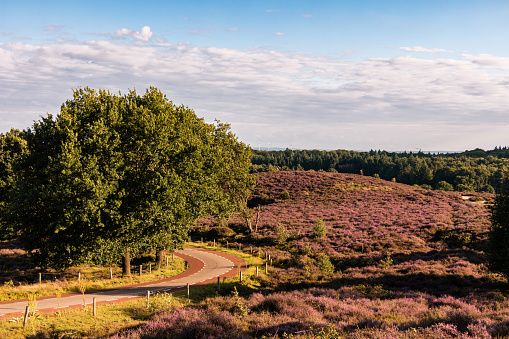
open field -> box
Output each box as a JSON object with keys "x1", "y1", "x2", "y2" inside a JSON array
[{"x1": 2, "y1": 171, "x2": 509, "y2": 338}]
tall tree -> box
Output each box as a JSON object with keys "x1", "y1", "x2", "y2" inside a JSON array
[
  {"x1": 9, "y1": 87, "x2": 253, "y2": 272},
  {"x1": 487, "y1": 171, "x2": 509, "y2": 278},
  {"x1": 0, "y1": 129, "x2": 28, "y2": 240}
]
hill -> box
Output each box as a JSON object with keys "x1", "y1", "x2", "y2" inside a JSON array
[
  {"x1": 145, "y1": 170, "x2": 507, "y2": 338},
  {"x1": 11, "y1": 171, "x2": 508, "y2": 338}
]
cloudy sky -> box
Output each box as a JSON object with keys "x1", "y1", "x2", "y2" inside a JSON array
[{"x1": 1, "y1": 0, "x2": 509, "y2": 151}]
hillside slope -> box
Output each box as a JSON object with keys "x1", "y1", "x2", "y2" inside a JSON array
[
  {"x1": 114, "y1": 171, "x2": 508, "y2": 338},
  {"x1": 194, "y1": 171, "x2": 498, "y2": 294}
]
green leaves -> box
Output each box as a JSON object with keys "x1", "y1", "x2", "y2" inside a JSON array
[
  {"x1": 9, "y1": 87, "x2": 252, "y2": 269},
  {"x1": 488, "y1": 172, "x2": 509, "y2": 278}
]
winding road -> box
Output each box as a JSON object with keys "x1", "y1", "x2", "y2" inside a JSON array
[{"x1": 0, "y1": 248, "x2": 246, "y2": 319}]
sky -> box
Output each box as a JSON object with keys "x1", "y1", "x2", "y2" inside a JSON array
[{"x1": 1, "y1": 0, "x2": 509, "y2": 152}]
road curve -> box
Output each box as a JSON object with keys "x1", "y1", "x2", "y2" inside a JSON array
[{"x1": 0, "y1": 248, "x2": 246, "y2": 319}]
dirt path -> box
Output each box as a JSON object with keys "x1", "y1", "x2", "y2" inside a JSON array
[{"x1": 0, "y1": 248, "x2": 246, "y2": 319}]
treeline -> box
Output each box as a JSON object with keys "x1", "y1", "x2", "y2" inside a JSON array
[{"x1": 251, "y1": 147, "x2": 509, "y2": 193}]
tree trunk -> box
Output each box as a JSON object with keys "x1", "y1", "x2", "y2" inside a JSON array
[
  {"x1": 241, "y1": 202, "x2": 253, "y2": 233},
  {"x1": 158, "y1": 249, "x2": 165, "y2": 266},
  {"x1": 254, "y1": 205, "x2": 261, "y2": 233},
  {"x1": 123, "y1": 247, "x2": 131, "y2": 276}
]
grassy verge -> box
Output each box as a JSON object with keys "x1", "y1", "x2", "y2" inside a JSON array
[
  {"x1": 0, "y1": 243, "x2": 264, "y2": 339},
  {"x1": 1, "y1": 292, "x2": 186, "y2": 338},
  {"x1": 0, "y1": 255, "x2": 185, "y2": 302}
]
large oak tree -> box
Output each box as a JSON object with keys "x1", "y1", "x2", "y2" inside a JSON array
[{"x1": 8, "y1": 87, "x2": 254, "y2": 272}]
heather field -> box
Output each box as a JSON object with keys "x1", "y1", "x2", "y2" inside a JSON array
[
  {"x1": 111, "y1": 171, "x2": 509, "y2": 339},
  {"x1": 4, "y1": 171, "x2": 509, "y2": 338}
]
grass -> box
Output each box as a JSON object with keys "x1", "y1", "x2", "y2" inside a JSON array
[
  {"x1": 1, "y1": 293, "x2": 181, "y2": 338},
  {"x1": 0, "y1": 255, "x2": 185, "y2": 302},
  {"x1": 0, "y1": 243, "x2": 264, "y2": 339}
]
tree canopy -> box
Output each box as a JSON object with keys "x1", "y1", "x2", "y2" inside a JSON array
[
  {"x1": 0, "y1": 129, "x2": 28, "y2": 240},
  {"x1": 7, "y1": 87, "x2": 254, "y2": 269},
  {"x1": 487, "y1": 171, "x2": 509, "y2": 278}
]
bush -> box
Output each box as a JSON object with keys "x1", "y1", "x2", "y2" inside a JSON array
[
  {"x1": 313, "y1": 218, "x2": 327, "y2": 239},
  {"x1": 436, "y1": 181, "x2": 454, "y2": 191},
  {"x1": 274, "y1": 223, "x2": 289, "y2": 246},
  {"x1": 316, "y1": 253, "x2": 334, "y2": 276},
  {"x1": 280, "y1": 190, "x2": 290, "y2": 200}
]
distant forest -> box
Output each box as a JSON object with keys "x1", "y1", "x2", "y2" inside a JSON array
[{"x1": 251, "y1": 147, "x2": 509, "y2": 193}]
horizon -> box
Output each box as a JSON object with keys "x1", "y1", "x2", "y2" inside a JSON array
[{"x1": 1, "y1": 0, "x2": 509, "y2": 152}]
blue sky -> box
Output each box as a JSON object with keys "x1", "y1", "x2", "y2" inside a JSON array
[{"x1": 1, "y1": 0, "x2": 509, "y2": 151}]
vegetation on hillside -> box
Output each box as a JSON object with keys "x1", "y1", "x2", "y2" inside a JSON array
[
  {"x1": 1, "y1": 171, "x2": 508, "y2": 338},
  {"x1": 134, "y1": 170, "x2": 506, "y2": 339},
  {"x1": 251, "y1": 148, "x2": 509, "y2": 193}
]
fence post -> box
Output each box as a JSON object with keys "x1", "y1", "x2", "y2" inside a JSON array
[
  {"x1": 78, "y1": 272, "x2": 81, "y2": 283},
  {"x1": 250, "y1": 246, "x2": 252, "y2": 254},
  {"x1": 227, "y1": 241, "x2": 229, "y2": 249},
  {"x1": 166, "y1": 256, "x2": 169, "y2": 266},
  {"x1": 23, "y1": 305, "x2": 29, "y2": 327},
  {"x1": 146, "y1": 290, "x2": 150, "y2": 308},
  {"x1": 149, "y1": 264, "x2": 152, "y2": 274},
  {"x1": 256, "y1": 266, "x2": 259, "y2": 276},
  {"x1": 213, "y1": 239, "x2": 215, "y2": 247},
  {"x1": 239, "y1": 271, "x2": 242, "y2": 283},
  {"x1": 39, "y1": 272, "x2": 42, "y2": 285},
  {"x1": 110, "y1": 268, "x2": 113, "y2": 279},
  {"x1": 139, "y1": 265, "x2": 142, "y2": 276},
  {"x1": 93, "y1": 297, "x2": 97, "y2": 316},
  {"x1": 187, "y1": 283, "x2": 190, "y2": 300},
  {"x1": 265, "y1": 261, "x2": 268, "y2": 274}
]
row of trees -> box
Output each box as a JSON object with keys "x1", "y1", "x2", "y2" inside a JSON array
[
  {"x1": 0, "y1": 87, "x2": 254, "y2": 273},
  {"x1": 251, "y1": 149, "x2": 509, "y2": 193}
]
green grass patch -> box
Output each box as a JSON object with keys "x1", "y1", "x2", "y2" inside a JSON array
[
  {"x1": 0, "y1": 243, "x2": 264, "y2": 338},
  {"x1": 1, "y1": 292, "x2": 187, "y2": 338},
  {"x1": 0, "y1": 256, "x2": 185, "y2": 302}
]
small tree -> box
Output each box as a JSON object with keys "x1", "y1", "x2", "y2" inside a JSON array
[
  {"x1": 274, "y1": 223, "x2": 289, "y2": 246},
  {"x1": 313, "y1": 218, "x2": 327, "y2": 239},
  {"x1": 487, "y1": 173, "x2": 509, "y2": 278},
  {"x1": 317, "y1": 253, "x2": 334, "y2": 276}
]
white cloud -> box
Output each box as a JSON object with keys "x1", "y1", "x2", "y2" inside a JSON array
[
  {"x1": 45, "y1": 25, "x2": 64, "y2": 32},
  {"x1": 265, "y1": 9, "x2": 279, "y2": 13},
  {"x1": 273, "y1": 32, "x2": 285, "y2": 36},
  {"x1": 115, "y1": 26, "x2": 153, "y2": 41},
  {"x1": 462, "y1": 53, "x2": 509, "y2": 69},
  {"x1": 1, "y1": 38, "x2": 508, "y2": 151},
  {"x1": 400, "y1": 46, "x2": 453, "y2": 53}
]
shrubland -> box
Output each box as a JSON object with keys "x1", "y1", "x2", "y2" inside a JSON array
[
  {"x1": 109, "y1": 171, "x2": 506, "y2": 338},
  {"x1": 3, "y1": 170, "x2": 508, "y2": 338}
]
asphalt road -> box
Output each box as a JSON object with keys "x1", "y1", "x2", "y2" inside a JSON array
[{"x1": 0, "y1": 248, "x2": 246, "y2": 318}]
